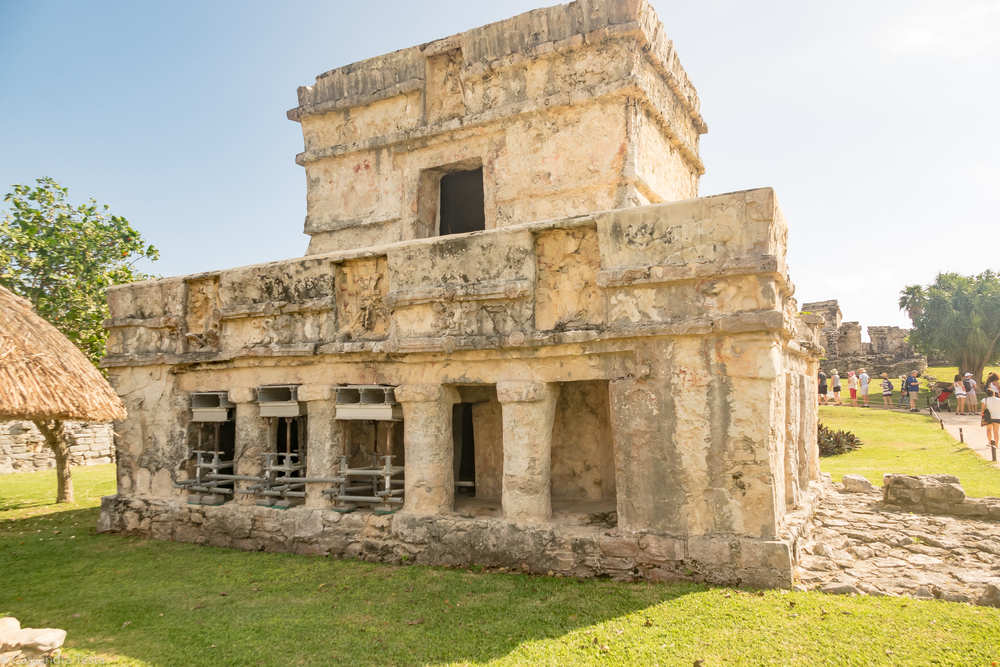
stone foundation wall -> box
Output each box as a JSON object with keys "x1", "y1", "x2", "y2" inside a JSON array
[
  {"x1": 0, "y1": 421, "x2": 114, "y2": 474},
  {"x1": 97, "y1": 494, "x2": 805, "y2": 589},
  {"x1": 883, "y1": 474, "x2": 1000, "y2": 520}
]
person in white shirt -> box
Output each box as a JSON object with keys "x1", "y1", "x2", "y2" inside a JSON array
[
  {"x1": 858, "y1": 369, "x2": 870, "y2": 407},
  {"x1": 953, "y1": 374, "x2": 967, "y2": 415},
  {"x1": 981, "y1": 388, "x2": 1000, "y2": 451},
  {"x1": 965, "y1": 373, "x2": 978, "y2": 412}
]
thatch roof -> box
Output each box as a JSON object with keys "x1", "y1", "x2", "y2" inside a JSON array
[{"x1": 0, "y1": 285, "x2": 126, "y2": 422}]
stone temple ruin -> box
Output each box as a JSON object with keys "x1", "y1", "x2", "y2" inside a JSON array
[
  {"x1": 801, "y1": 300, "x2": 926, "y2": 378},
  {"x1": 97, "y1": 0, "x2": 827, "y2": 587}
]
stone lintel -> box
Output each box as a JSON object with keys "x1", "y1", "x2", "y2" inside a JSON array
[
  {"x1": 298, "y1": 384, "x2": 335, "y2": 402},
  {"x1": 228, "y1": 388, "x2": 256, "y2": 404},
  {"x1": 395, "y1": 384, "x2": 460, "y2": 404},
  {"x1": 496, "y1": 380, "x2": 554, "y2": 403}
]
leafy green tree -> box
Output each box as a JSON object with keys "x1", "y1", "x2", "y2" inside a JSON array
[
  {"x1": 1, "y1": 178, "x2": 158, "y2": 503},
  {"x1": 0, "y1": 177, "x2": 158, "y2": 365},
  {"x1": 901, "y1": 272, "x2": 1000, "y2": 387}
]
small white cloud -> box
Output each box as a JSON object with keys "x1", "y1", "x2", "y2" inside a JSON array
[{"x1": 882, "y1": 0, "x2": 1000, "y2": 60}]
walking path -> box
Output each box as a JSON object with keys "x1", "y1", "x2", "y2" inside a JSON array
[
  {"x1": 796, "y1": 487, "x2": 1000, "y2": 605},
  {"x1": 822, "y1": 401, "x2": 999, "y2": 466},
  {"x1": 936, "y1": 412, "x2": 999, "y2": 466}
]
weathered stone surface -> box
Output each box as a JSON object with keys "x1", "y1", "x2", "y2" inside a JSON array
[
  {"x1": 882, "y1": 474, "x2": 989, "y2": 518},
  {"x1": 0, "y1": 618, "x2": 66, "y2": 662},
  {"x1": 979, "y1": 583, "x2": 1000, "y2": 607},
  {"x1": 14, "y1": 628, "x2": 66, "y2": 656},
  {"x1": 397, "y1": 385, "x2": 460, "y2": 515},
  {"x1": 0, "y1": 618, "x2": 20, "y2": 652},
  {"x1": 841, "y1": 474, "x2": 876, "y2": 494},
  {"x1": 98, "y1": 0, "x2": 827, "y2": 588},
  {"x1": 288, "y1": 0, "x2": 707, "y2": 255},
  {"x1": 97, "y1": 494, "x2": 799, "y2": 588},
  {"x1": 797, "y1": 481, "x2": 1000, "y2": 606},
  {"x1": 498, "y1": 381, "x2": 559, "y2": 524}
]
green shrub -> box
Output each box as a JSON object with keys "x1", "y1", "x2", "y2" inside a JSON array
[{"x1": 817, "y1": 422, "x2": 863, "y2": 456}]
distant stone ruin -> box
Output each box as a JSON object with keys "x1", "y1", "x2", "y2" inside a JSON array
[
  {"x1": 0, "y1": 421, "x2": 113, "y2": 474},
  {"x1": 801, "y1": 300, "x2": 926, "y2": 377}
]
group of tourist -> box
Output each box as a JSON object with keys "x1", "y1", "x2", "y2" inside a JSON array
[
  {"x1": 951, "y1": 373, "x2": 980, "y2": 415},
  {"x1": 954, "y1": 372, "x2": 1000, "y2": 444},
  {"x1": 818, "y1": 368, "x2": 923, "y2": 412},
  {"x1": 819, "y1": 365, "x2": 1000, "y2": 449},
  {"x1": 951, "y1": 372, "x2": 1000, "y2": 412},
  {"x1": 818, "y1": 368, "x2": 870, "y2": 407}
]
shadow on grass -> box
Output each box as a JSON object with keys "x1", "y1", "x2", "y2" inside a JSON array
[
  {"x1": 0, "y1": 499, "x2": 48, "y2": 512},
  {"x1": 1, "y1": 506, "x2": 701, "y2": 666}
]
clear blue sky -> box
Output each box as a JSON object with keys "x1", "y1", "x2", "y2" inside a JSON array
[{"x1": 2, "y1": 0, "x2": 998, "y2": 330}]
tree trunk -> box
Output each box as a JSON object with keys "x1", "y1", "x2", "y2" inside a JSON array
[{"x1": 33, "y1": 419, "x2": 74, "y2": 504}]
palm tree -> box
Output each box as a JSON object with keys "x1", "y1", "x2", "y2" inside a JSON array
[{"x1": 898, "y1": 285, "x2": 926, "y2": 324}]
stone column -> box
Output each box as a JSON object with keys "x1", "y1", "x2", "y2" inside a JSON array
[
  {"x1": 497, "y1": 381, "x2": 560, "y2": 524},
  {"x1": 230, "y1": 388, "x2": 264, "y2": 506},
  {"x1": 395, "y1": 384, "x2": 459, "y2": 515},
  {"x1": 300, "y1": 384, "x2": 345, "y2": 508}
]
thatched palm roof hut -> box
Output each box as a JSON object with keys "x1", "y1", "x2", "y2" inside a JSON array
[{"x1": 0, "y1": 284, "x2": 125, "y2": 422}]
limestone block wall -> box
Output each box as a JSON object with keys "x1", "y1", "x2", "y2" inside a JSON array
[
  {"x1": 103, "y1": 189, "x2": 823, "y2": 553},
  {"x1": 0, "y1": 421, "x2": 114, "y2": 474},
  {"x1": 97, "y1": 495, "x2": 802, "y2": 588},
  {"x1": 287, "y1": 0, "x2": 707, "y2": 255}
]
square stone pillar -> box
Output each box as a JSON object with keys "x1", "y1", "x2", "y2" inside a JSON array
[
  {"x1": 301, "y1": 384, "x2": 345, "y2": 508},
  {"x1": 395, "y1": 384, "x2": 459, "y2": 515},
  {"x1": 230, "y1": 388, "x2": 264, "y2": 506},
  {"x1": 497, "y1": 381, "x2": 560, "y2": 524}
]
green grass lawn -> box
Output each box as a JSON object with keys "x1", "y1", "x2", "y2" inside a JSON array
[
  {"x1": 2, "y1": 465, "x2": 999, "y2": 665},
  {"x1": 820, "y1": 406, "x2": 1000, "y2": 497}
]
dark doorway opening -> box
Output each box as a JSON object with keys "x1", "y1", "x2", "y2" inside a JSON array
[
  {"x1": 217, "y1": 420, "x2": 235, "y2": 471},
  {"x1": 453, "y1": 403, "x2": 476, "y2": 496},
  {"x1": 439, "y1": 168, "x2": 485, "y2": 236}
]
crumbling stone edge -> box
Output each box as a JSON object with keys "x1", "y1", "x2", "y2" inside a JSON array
[
  {"x1": 97, "y1": 491, "x2": 827, "y2": 590},
  {"x1": 881, "y1": 474, "x2": 1000, "y2": 521}
]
